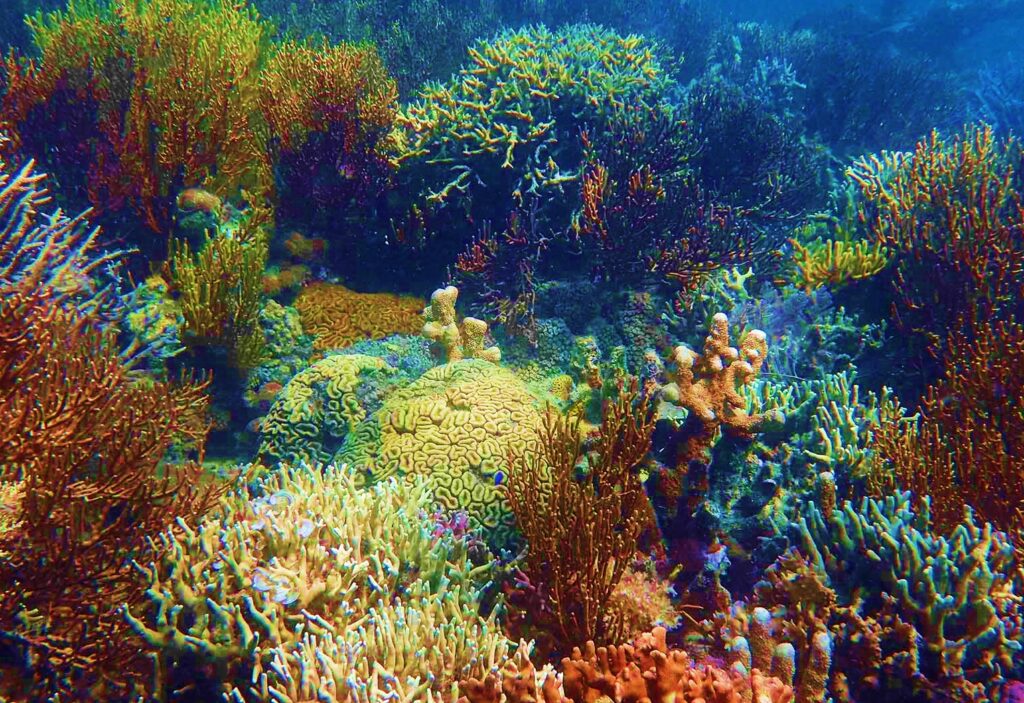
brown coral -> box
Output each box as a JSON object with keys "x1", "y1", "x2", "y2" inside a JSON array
[
  {"x1": 421, "y1": 284, "x2": 501, "y2": 363},
  {"x1": 294, "y1": 281, "x2": 424, "y2": 350},
  {"x1": 460, "y1": 627, "x2": 794, "y2": 703}
]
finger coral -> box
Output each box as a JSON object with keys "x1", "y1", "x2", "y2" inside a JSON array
[
  {"x1": 460, "y1": 626, "x2": 795, "y2": 703},
  {"x1": 125, "y1": 463, "x2": 517, "y2": 701},
  {"x1": 422, "y1": 284, "x2": 501, "y2": 363}
]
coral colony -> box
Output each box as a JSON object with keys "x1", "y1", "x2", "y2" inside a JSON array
[{"x1": 1, "y1": 1, "x2": 1023, "y2": 702}]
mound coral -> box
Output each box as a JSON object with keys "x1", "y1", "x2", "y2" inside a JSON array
[
  {"x1": 258, "y1": 354, "x2": 397, "y2": 466},
  {"x1": 126, "y1": 463, "x2": 517, "y2": 701},
  {"x1": 337, "y1": 360, "x2": 542, "y2": 542},
  {"x1": 295, "y1": 281, "x2": 425, "y2": 350}
]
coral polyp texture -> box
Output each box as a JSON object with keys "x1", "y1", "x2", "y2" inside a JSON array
[
  {"x1": 337, "y1": 359, "x2": 542, "y2": 541},
  {"x1": 125, "y1": 463, "x2": 517, "y2": 701},
  {"x1": 295, "y1": 281, "x2": 425, "y2": 350},
  {"x1": 3, "y1": 0, "x2": 1024, "y2": 700}
]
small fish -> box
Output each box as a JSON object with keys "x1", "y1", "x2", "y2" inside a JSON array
[{"x1": 493, "y1": 470, "x2": 505, "y2": 486}]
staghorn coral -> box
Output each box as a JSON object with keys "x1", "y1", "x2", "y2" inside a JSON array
[
  {"x1": 295, "y1": 281, "x2": 425, "y2": 351},
  {"x1": 336, "y1": 360, "x2": 542, "y2": 542},
  {"x1": 460, "y1": 626, "x2": 795, "y2": 703},
  {"x1": 422, "y1": 285, "x2": 501, "y2": 363},
  {"x1": 505, "y1": 381, "x2": 658, "y2": 654},
  {"x1": 0, "y1": 153, "x2": 217, "y2": 699},
  {"x1": 125, "y1": 463, "x2": 518, "y2": 701},
  {"x1": 258, "y1": 354, "x2": 398, "y2": 466}
]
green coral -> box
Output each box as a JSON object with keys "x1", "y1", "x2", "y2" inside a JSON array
[
  {"x1": 336, "y1": 359, "x2": 542, "y2": 542},
  {"x1": 396, "y1": 24, "x2": 672, "y2": 207},
  {"x1": 258, "y1": 354, "x2": 398, "y2": 465},
  {"x1": 796, "y1": 490, "x2": 1024, "y2": 697},
  {"x1": 124, "y1": 463, "x2": 515, "y2": 701}
]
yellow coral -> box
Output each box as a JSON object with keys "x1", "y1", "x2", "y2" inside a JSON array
[
  {"x1": 295, "y1": 282, "x2": 424, "y2": 350},
  {"x1": 259, "y1": 354, "x2": 394, "y2": 466},
  {"x1": 337, "y1": 360, "x2": 541, "y2": 538},
  {"x1": 790, "y1": 237, "x2": 890, "y2": 292},
  {"x1": 421, "y1": 285, "x2": 501, "y2": 363}
]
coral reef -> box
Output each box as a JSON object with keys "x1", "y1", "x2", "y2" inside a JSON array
[
  {"x1": 294, "y1": 281, "x2": 425, "y2": 350},
  {"x1": 126, "y1": 463, "x2": 517, "y2": 701}
]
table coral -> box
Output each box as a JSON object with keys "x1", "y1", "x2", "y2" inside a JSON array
[
  {"x1": 295, "y1": 281, "x2": 425, "y2": 350},
  {"x1": 125, "y1": 463, "x2": 517, "y2": 701},
  {"x1": 258, "y1": 354, "x2": 398, "y2": 466},
  {"x1": 336, "y1": 359, "x2": 542, "y2": 542}
]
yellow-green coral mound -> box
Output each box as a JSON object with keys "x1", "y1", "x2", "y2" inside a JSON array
[
  {"x1": 125, "y1": 463, "x2": 517, "y2": 701},
  {"x1": 337, "y1": 359, "x2": 542, "y2": 540},
  {"x1": 258, "y1": 354, "x2": 397, "y2": 465}
]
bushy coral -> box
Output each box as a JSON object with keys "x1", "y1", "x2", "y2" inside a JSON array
[
  {"x1": 125, "y1": 462, "x2": 517, "y2": 701},
  {"x1": 337, "y1": 360, "x2": 542, "y2": 542}
]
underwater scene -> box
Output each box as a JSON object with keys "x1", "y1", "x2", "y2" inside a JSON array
[{"x1": 1, "y1": 0, "x2": 1024, "y2": 700}]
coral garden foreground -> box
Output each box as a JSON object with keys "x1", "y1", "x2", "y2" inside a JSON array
[{"x1": 1, "y1": 1, "x2": 1024, "y2": 702}]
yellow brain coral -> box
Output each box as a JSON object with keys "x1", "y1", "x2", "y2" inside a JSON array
[
  {"x1": 259, "y1": 354, "x2": 396, "y2": 465},
  {"x1": 337, "y1": 360, "x2": 542, "y2": 539},
  {"x1": 295, "y1": 282, "x2": 425, "y2": 350}
]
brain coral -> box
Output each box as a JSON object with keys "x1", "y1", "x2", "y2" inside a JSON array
[
  {"x1": 294, "y1": 281, "x2": 425, "y2": 350},
  {"x1": 337, "y1": 359, "x2": 543, "y2": 539},
  {"x1": 259, "y1": 354, "x2": 398, "y2": 466}
]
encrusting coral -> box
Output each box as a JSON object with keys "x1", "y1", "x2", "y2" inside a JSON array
[
  {"x1": 125, "y1": 463, "x2": 519, "y2": 701},
  {"x1": 294, "y1": 281, "x2": 425, "y2": 350}
]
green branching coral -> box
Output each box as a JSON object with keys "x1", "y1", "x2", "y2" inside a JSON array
[
  {"x1": 336, "y1": 360, "x2": 542, "y2": 543},
  {"x1": 796, "y1": 490, "x2": 1024, "y2": 698},
  {"x1": 258, "y1": 354, "x2": 398, "y2": 466},
  {"x1": 395, "y1": 24, "x2": 671, "y2": 206},
  {"x1": 124, "y1": 463, "x2": 517, "y2": 701}
]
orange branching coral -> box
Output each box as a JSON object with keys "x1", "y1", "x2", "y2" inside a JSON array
[
  {"x1": 0, "y1": 157, "x2": 219, "y2": 697},
  {"x1": 506, "y1": 381, "x2": 657, "y2": 653},
  {"x1": 460, "y1": 627, "x2": 795, "y2": 703},
  {"x1": 663, "y1": 313, "x2": 783, "y2": 466},
  {"x1": 259, "y1": 40, "x2": 397, "y2": 155},
  {"x1": 848, "y1": 125, "x2": 1024, "y2": 355},
  {"x1": 870, "y1": 318, "x2": 1024, "y2": 533},
  {"x1": 294, "y1": 281, "x2": 425, "y2": 350}
]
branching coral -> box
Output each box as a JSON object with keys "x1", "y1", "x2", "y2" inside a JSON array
[
  {"x1": 125, "y1": 463, "x2": 517, "y2": 701},
  {"x1": 661, "y1": 313, "x2": 784, "y2": 486},
  {"x1": 1, "y1": 0, "x2": 397, "y2": 243},
  {"x1": 870, "y1": 318, "x2": 1024, "y2": 534},
  {"x1": 422, "y1": 285, "x2": 501, "y2": 363},
  {"x1": 460, "y1": 627, "x2": 795, "y2": 703},
  {"x1": 794, "y1": 490, "x2": 1024, "y2": 699},
  {"x1": 848, "y1": 124, "x2": 1024, "y2": 371},
  {"x1": 0, "y1": 153, "x2": 217, "y2": 698},
  {"x1": 505, "y1": 381, "x2": 657, "y2": 653}
]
